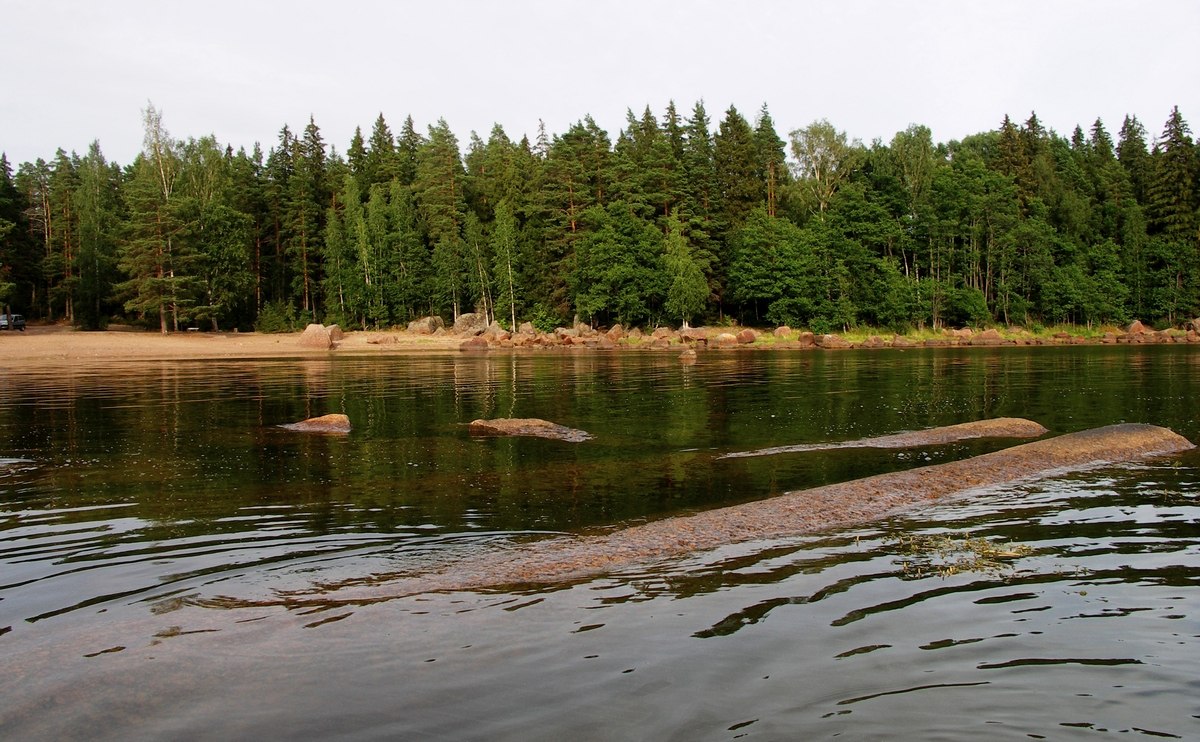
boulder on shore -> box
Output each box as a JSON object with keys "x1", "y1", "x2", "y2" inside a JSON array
[
  {"x1": 298, "y1": 323, "x2": 332, "y2": 349},
  {"x1": 453, "y1": 313, "x2": 489, "y2": 336},
  {"x1": 1126, "y1": 320, "x2": 1149, "y2": 335},
  {"x1": 279, "y1": 413, "x2": 352, "y2": 433},
  {"x1": 736, "y1": 328, "x2": 758, "y2": 344},
  {"x1": 468, "y1": 418, "x2": 592, "y2": 443},
  {"x1": 407, "y1": 316, "x2": 445, "y2": 335},
  {"x1": 459, "y1": 336, "x2": 490, "y2": 351}
]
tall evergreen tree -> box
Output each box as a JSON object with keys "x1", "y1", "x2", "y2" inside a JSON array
[
  {"x1": 753, "y1": 104, "x2": 788, "y2": 217},
  {"x1": 285, "y1": 116, "x2": 329, "y2": 319},
  {"x1": 73, "y1": 141, "x2": 122, "y2": 329},
  {"x1": 416, "y1": 118, "x2": 468, "y2": 318}
]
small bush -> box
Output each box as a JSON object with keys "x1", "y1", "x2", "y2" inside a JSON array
[{"x1": 255, "y1": 301, "x2": 300, "y2": 334}]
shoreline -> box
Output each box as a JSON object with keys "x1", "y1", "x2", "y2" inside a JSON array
[{"x1": 0, "y1": 321, "x2": 1196, "y2": 365}]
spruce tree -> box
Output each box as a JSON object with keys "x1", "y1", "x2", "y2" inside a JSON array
[
  {"x1": 753, "y1": 104, "x2": 788, "y2": 217},
  {"x1": 416, "y1": 119, "x2": 468, "y2": 318},
  {"x1": 73, "y1": 141, "x2": 121, "y2": 329}
]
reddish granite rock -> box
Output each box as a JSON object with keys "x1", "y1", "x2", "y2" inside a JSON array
[
  {"x1": 711, "y1": 333, "x2": 738, "y2": 348},
  {"x1": 773, "y1": 326, "x2": 792, "y2": 338},
  {"x1": 453, "y1": 313, "x2": 489, "y2": 336},
  {"x1": 407, "y1": 316, "x2": 444, "y2": 335},
  {"x1": 468, "y1": 418, "x2": 592, "y2": 442},
  {"x1": 679, "y1": 326, "x2": 708, "y2": 343},
  {"x1": 679, "y1": 348, "x2": 697, "y2": 364},
  {"x1": 482, "y1": 323, "x2": 510, "y2": 342},
  {"x1": 459, "y1": 336, "x2": 490, "y2": 351},
  {"x1": 298, "y1": 324, "x2": 332, "y2": 349},
  {"x1": 314, "y1": 424, "x2": 1192, "y2": 600},
  {"x1": 971, "y1": 328, "x2": 1002, "y2": 345},
  {"x1": 280, "y1": 413, "x2": 351, "y2": 434},
  {"x1": 367, "y1": 334, "x2": 399, "y2": 345},
  {"x1": 817, "y1": 334, "x2": 850, "y2": 349},
  {"x1": 736, "y1": 329, "x2": 758, "y2": 344},
  {"x1": 1126, "y1": 320, "x2": 1148, "y2": 335}
]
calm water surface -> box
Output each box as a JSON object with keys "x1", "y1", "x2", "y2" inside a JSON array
[{"x1": 1, "y1": 346, "x2": 1197, "y2": 739}]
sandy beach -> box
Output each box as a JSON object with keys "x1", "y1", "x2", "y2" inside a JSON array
[{"x1": 0, "y1": 324, "x2": 462, "y2": 365}]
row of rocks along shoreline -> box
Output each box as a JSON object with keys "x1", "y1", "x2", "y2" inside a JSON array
[{"x1": 299, "y1": 313, "x2": 1200, "y2": 352}]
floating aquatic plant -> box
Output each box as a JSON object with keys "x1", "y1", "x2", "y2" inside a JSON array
[{"x1": 887, "y1": 531, "x2": 1034, "y2": 579}]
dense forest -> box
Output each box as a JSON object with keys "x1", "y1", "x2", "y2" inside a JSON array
[{"x1": 1, "y1": 101, "x2": 1197, "y2": 334}]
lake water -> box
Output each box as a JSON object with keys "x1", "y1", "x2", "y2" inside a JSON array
[{"x1": 1, "y1": 346, "x2": 1197, "y2": 740}]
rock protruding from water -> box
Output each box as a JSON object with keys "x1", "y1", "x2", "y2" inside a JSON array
[
  {"x1": 720, "y1": 417, "x2": 1049, "y2": 459},
  {"x1": 280, "y1": 414, "x2": 352, "y2": 433},
  {"x1": 280, "y1": 423, "x2": 1192, "y2": 605},
  {"x1": 468, "y1": 418, "x2": 592, "y2": 442}
]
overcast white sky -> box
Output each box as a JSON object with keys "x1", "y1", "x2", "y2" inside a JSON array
[{"x1": 2, "y1": 0, "x2": 1197, "y2": 167}]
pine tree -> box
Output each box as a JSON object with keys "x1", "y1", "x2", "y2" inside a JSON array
[
  {"x1": 416, "y1": 119, "x2": 468, "y2": 318},
  {"x1": 1147, "y1": 106, "x2": 1195, "y2": 243},
  {"x1": 347, "y1": 127, "x2": 367, "y2": 196},
  {"x1": 713, "y1": 105, "x2": 760, "y2": 230},
  {"x1": 753, "y1": 104, "x2": 788, "y2": 217},
  {"x1": 1116, "y1": 115, "x2": 1151, "y2": 204},
  {"x1": 73, "y1": 141, "x2": 121, "y2": 329},
  {"x1": 285, "y1": 116, "x2": 329, "y2": 319},
  {"x1": 364, "y1": 113, "x2": 398, "y2": 187},
  {"x1": 396, "y1": 115, "x2": 424, "y2": 187}
]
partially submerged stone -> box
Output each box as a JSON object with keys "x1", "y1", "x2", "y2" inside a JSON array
[
  {"x1": 279, "y1": 413, "x2": 352, "y2": 434},
  {"x1": 468, "y1": 418, "x2": 592, "y2": 443},
  {"x1": 721, "y1": 417, "x2": 1049, "y2": 459},
  {"x1": 282, "y1": 423, "x2": 1192, "y2": 603}
]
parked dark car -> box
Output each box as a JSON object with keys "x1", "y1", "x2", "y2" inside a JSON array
[{"x1": 0, "y1": 314, "x2": 26, "y2": 331}]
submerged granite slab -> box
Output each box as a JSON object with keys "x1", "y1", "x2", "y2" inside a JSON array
[
  {"x1": 720, "y1": 417, "x2": 1049, "y2": 459},
  {"x1": 279, "y1": 414, "x2": 352, "y2": 434},
  {"x1": 269, "y1": 423, "x2": 1191, "y2": 605},
  {"x1": 468, "y1": 418, "x2": 592, "y2": 442}
]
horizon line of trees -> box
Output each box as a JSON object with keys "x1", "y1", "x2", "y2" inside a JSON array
[{"x1": 1, "y1": 101, "x2": 1197, "y2": 335}]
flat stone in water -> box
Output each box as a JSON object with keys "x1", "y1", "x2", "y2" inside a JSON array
[
  {"x1": 279, "y1": 414, "x2": 352, "y2": 434},
  {"x1": 468, "y1": 418, "x2": 592, "y2": 442},
  {"x1": 720, "y1": 417, "x2": 1049, "y2": 459},
  {"x1": 278, "y1": 423, "x2": 1192, "y2": 605}
]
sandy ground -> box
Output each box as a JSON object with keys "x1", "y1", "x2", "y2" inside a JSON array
[{"x1": 0, "y1": 324, "x2": 461, "y2": 365}]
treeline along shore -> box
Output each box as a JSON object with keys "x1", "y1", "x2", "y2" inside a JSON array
[{"x1": 1, "y1": 101, "x2": 1198, "y2": 339}]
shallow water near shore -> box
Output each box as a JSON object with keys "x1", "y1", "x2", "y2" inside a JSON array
[{"x1": 1, "y1": 346, "x2": 1198, "y2": 739}]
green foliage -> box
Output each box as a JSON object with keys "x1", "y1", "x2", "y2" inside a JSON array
[
  {"x1": 662, "y1": 214, "x2": 707, "y2": 326},
  {"x1": 5, "y1": 102, "x2": 1198, "y2": 333},
  {"x1": 254, "y1": 300, "x2": 300, "y2": 333},
  {"x1": 526, "y1": 303, "x2": 563, "y2": 333}
]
